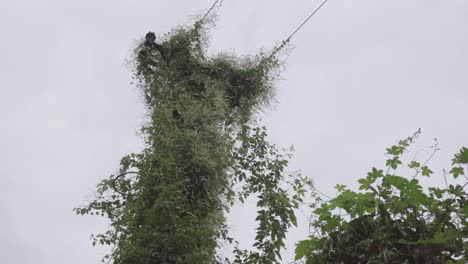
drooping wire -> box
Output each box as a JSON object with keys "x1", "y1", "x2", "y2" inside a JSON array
[{"x1": 266, "y1": 0, "x2": 330, "y2": 61}]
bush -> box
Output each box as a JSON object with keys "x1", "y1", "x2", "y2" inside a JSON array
[{"x1": 295, "y1": 132, "x2": 468, "y2": 263}]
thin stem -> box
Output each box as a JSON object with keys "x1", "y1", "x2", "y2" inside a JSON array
[
  {"x1": 464, "y1": 164, "x2": 468, "y2": 181},
  {"x1": 443, "y1": 169, "x2": 449, "y2": 189},
  {"x1": 412, "y1": 140, "x2": 439, "y2": 179},
  {"x1": 311, "y1": 184, "x2": 332, "y2": 199}
]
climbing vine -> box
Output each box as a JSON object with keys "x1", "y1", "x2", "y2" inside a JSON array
[{"x1": 75, "y1": 13, "x2": 309, "y2": 264}]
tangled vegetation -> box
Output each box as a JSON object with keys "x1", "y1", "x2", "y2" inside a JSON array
[
  {"x1": 295, "y1": 133, "x2": 468, "y2": 263},
  {"x1": 74, "y1": 8, "x2": 468, "y2": 264},
  {"x1": 75, "y1": 16, "x2": 309, "y2": 264}
]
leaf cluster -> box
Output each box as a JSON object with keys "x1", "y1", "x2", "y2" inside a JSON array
[
  {"x1": 295, "y1": 133, "x2": 468, "y2": 263},
  {"x1": 228, "y1": 126, "x2": 313, "y2": 264}
]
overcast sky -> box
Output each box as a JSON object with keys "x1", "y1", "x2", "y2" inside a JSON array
[{"x1": 1, "y1": 0, "x2": 467, "y2": 263}]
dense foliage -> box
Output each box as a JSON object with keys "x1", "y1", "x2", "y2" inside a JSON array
[
  {"x1": 295, "y1": 132, "x2": 468, "y2": 263},
  {"x1": 75, "y1": 16, "x2": 309, "y2": 264}
]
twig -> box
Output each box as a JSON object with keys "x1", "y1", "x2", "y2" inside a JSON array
[
  {"x1": 412, "y1": 139, "x2": 439, "y2": 179},
  {"x1": 443, "y1": 169, "x2": 449, "y2": 189}
]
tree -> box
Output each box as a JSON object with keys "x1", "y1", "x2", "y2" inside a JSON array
[
  {"x1": 295, "y1": 132, "x2": 468, "y2": 263},
  {"x1": 75, "y1": 14, "x2": 309, "y2": 264}
]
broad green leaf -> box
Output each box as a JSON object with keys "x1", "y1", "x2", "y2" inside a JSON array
[
  {"x1": 421, "y1": 166, "x2": 433, "y2": 177},
  {"x1": 294, "y1": 240, "x2": 312, "y2": 260}
]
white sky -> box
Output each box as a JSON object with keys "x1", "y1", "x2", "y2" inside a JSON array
[{"x1": 1, "y1": 0, "x2": 467, "y2": 263}]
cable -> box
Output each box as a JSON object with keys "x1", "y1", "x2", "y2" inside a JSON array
[
  {"x1": 286, "y1": 0, "x2": 330, "y2": 43},
  {"x1": 267, "y1": 0, "x2": 330, "y2": 60},
  {"x1": 201, "y1": 0, "x2": 223, "y2": 21}
]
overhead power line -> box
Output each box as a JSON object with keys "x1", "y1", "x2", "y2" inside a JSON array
[
  {"x1": 269, "y1": 0, "x2": 330, "y2": 60},
  {"x1": 201, "y1": 0, "x2": 223, "y2": 21},
  {"x1": 285, "y1": 0, "x2": 330, "y2": 43},
  {"x1": 199, "y1": 0, "x2": 330, "y2": 60}
]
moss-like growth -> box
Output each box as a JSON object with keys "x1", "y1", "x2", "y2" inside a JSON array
[{"x1": 134, "y1": 20, "x2": 279, "y2": 124}]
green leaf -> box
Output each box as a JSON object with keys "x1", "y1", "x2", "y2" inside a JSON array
[
  {"x1": 408, "y1": 161, "x2": 421, "y2": 169},
  {"x1": 294, "y1": 240, "x2": 312, "y2": 260},
  {"x1": 453, "y1": 147, "x2": 468, "y2": 164},
  {"x1": 450, "y1": 166, "x2": 464, "y2": 179},
  {"x1": 421, "y1": 166, "x2": 433, "y2": 177},
  {"x1": 386, "y1": 157, "x2": 402, "y2": 170},
  {"x1": 358, "y1": 178, "x2": 369, "y2": 190},
  {"x1": 290, "y1": 212, "x2": 297, "y2": 226},
  {"x1": 335, "y1": 184, "x2": 346, "y2": 192},
  {"x1": 368, "y1": 167, "x2": 383, "y2": 179},
  {"x1": 386, "y1": 145, "x2": 403, "y2": 156}
]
